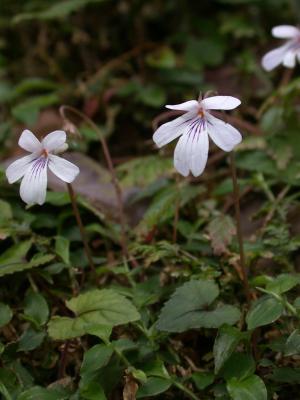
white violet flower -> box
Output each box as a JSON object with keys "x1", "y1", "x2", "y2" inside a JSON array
[
  {"x1": 6, "y1": 130, "x2": 80, "y2": 205},
  {"x1": 153, "y1": 95, "x2": 242, "y2": 177},
  {"x1": 262, "y1": 25, "x2": 300, "y2": 71}
]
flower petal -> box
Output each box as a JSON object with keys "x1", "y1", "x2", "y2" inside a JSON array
[
  {"x1": 283, "y1": 50, "x2": 296, "y2": 68},
  {"x1": 201, "y1": 96, "x2": 241, "y2": 111},
  {"x1": 262, "y1": 44, "x2": 289, "y2": 71},
  {"x1": 19, "y1": 157, "x2": 48, "y2": 205},
  {"x1": 272, "y1": 25, "x2": 299, "y2": 39},
  {"x1": 42, "y1": 130, "x2": 66, "y2": 152},
  {"x1": 174, "y1": 134, "x2": 190, "y2": 177},
  {"x1": 189, "y1": 130, "x2": 209, "y2": 177},
  {"x1": 166, "y1": 100, "x2": 199, "y2": 112},
  {"x1": 207, "y1": 114, "x2": 242, "y2": 152},
  {"x1": 6, "y1": 153, "x2": 37, "y2": 184},
  {"x1": 48, "y1": 155, "x2": 79, "y2": 183},
  {"x1": 153, "y1": 111, "x2": 197, "y2": 148},
  {"x1": 18, "y1": 130, "x2": 42, "y2": 152}
]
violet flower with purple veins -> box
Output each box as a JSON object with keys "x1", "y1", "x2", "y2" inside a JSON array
[
  {"x1": 153, "y1": 95, "x2": 242, "y2": 177},
  {"x1": 6, "y1": 130, "x2": 79, "y2": 205},
  {"x1": 262, "y1": 25, "x2": 300, "y2": 71}
]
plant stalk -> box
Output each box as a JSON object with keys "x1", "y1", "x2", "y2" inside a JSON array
[
  {"x1": 229, "y1": 153, "x2": 251, "y2": 305},
  {"x1": 60, "y1": 105, "x2": 128, "y2": 261},
  {"x1": 67, "y1": 183, "x2": 96, "y2": 276}
]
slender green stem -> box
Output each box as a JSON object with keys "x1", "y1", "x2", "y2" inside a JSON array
[
  {"x1": 173, "y1": 381, "x2": 200, "y2": 400},
  {"x1": 60, "y1": 105, "x2": 128, "y2": 260},
  {"x1": 67, "y1": 183, "x2": 96, "y2": 276},
  {"x1": 230, "y1": 153, "x2": 251, "y2": 305}
]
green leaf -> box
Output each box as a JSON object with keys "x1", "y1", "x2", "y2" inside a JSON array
[
  {"x1": 55, "y1": 236, "x2": 70, "y2": 265},
  {"x1": 266, "y1": 274, "x2": 300, "y2": 294},
  {"x1": 18, "y1": 328, "x2": 45, "y2": 352},
  {"x1": 0, "y1": 303, "x2": 13, "y2": 328},
  {"x1": 24, "y1": 292, "x2": 49, "y2": 327},
  {"x1": 145, "y1": 47, "x2": 176, "y2": 69},
  {"x1": 0, "y1": 200, "x2": 13, "y2": 224},
  {"x1": 227, "y1": 375, "x2": 267, "y2": 400},
  {"x1": 80, "y1": 381, "x2": 107, "y2": 400},
  {"x1": 48, "y1": 289, "x2": 140, "y2": 340},
  {"x1": 222, "y1": 353, "x2": 255, "y2": 381},
  {"x1": 17, "y1": 386, "x2": 69, "y2": 400},
  {"x1": 246, "y1": 295, "x2": 284, "y2": 330},
  {"x1": 208, "y1": 215, "x2": 236, "y2": 255},
  {"x1": 143, "y1": 360, "x2": 170, "y2": 379},
  {"x1": 213, "y1": 325, "x2": 242, "y2": 374},
  {"x1": 137, "y1": 85, "x2": 166, "y2": 107},
  {"x1": 157, "y1": 280, "x2": 240, "y2": 332},
  {"x1": 284, "y1": 330, "x2": 300, "y2": 356},
  {"x1": 192, "y1": 372, "x2": 215, "y2": 390},
  {"x1": 118, "y1": 155, "x2": 172, "y2": 187},
  {"x1": 0, "y1": 254, "x2": 55, "y2": 278},
  {"x1": 0, "y1": 240, "x2": 32, "y2": 266},
  {"x1": 137, "y1": 377, "x2": 171, "y2": 398},
  {"x1": 80, "y1": 344, "x2": 113, "y2": 378},
  {"x1": 13, "y1": 0, "x2": 108, "y2": 22},
  {"x1": 271, "y1": 367, "x2": 300, "y2": 383},
  {"x1": 0, "y1": 382, "x2": 12, "y2": 400},
  {"x1": 12, "y1": 94, "x2": 59, "y2": 125}
]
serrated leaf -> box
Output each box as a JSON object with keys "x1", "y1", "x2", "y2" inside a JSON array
[
  {"x1": 208, "y1": 215, "x2": 236, "y2": 255},
  {"x1": 227, "y1": 375, "x2": 267, "y2": 400},
  {"x1": 0, "y1": 240, "x2": 32, "y2": 266},
  {"x1": 156, "y1": 280, "x2": 240, "y2": 332},
  {"x1": 0, "y1": 254, "x2": 55, "y2": 278},
  {"x1": 246, "y1": 295, "x2": 284, "y2": 330},
  {"x1": 48, "y1": 289, "x2": 140, "y2": 340}
]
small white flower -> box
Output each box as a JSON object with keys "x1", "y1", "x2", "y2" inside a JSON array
[
  {"x1": 6, "y1": 130, "x2": 79, "y2": 205},
  {"x1": 153, "y1": 95, "x2": 242, "y2": 177},
  {"x1": 262, "y1": 25, "x2": 300, "y2": 71}
]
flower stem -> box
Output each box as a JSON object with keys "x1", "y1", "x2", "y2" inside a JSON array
[
  {"x1": 229, "y1": 152, "x2": 251, "y2": 305},
  {"x1": 173, "y1": 177, "x2": 180, "y2": 243},
  {"x1": 67, "y1": 182, "x2": 96, "y2": 276},
  {"x1": 59, "y1": 105, "x2": 128, "y2": 261}
]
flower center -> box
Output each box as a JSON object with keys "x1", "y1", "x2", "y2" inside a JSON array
[
  {"x1": 41, "y1": 149, "x2": 48, "y2": 158},
  {"x1": 198, "y1": 109, "x2": 205, "y2": 119}
]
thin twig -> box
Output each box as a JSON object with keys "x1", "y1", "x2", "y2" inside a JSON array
[
  {"x1": 58, "y1": 341, "x2": 69, "y2": 379},
  {"x1": 60, "y1": 105, "x2": 129, "y2": 261},
  {"x1": 229, "y1": 153, "x2": 251, "y2": 305},
  {"x1": 87, "y1": 42, "x2": 157, "y2": 88},
  {"x1": 67, "y1": 183, "x2": 96, "y2": 276},
  {"x1": 173, "y1": 180, "x2": 180, "y2": 243}
]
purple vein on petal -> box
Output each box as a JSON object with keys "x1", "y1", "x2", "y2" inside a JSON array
[{"x1": 30, "y1": 157, "x2": 48, "y2": 181}]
